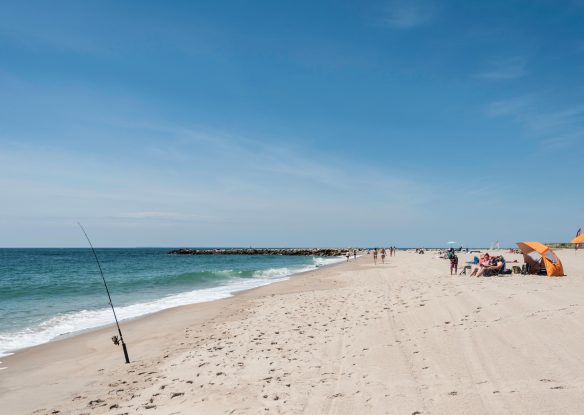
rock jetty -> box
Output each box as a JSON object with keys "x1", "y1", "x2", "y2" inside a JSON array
[{"x1": 168, "y1": 248, "x2": 351, "y2": 256}]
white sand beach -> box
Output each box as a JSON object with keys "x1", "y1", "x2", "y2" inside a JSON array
[{"x1": 2, "y1": 249, "x2": 584, "y2": 414}]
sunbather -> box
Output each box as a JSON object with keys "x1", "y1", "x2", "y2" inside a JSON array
[
  {"x1": 469, "y1": 253, "x2": 490, "y2": 277},
  {"x1": 475, "y1": 256, "x2": 504, "y2": 277}
]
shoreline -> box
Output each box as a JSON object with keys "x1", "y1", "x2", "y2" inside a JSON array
[
  {"x1": 0, "y1": 254, "x2": 348, "y2": 361},
  {"x1": 2, "y1": 250, "x2": 583, "y2": 414},
  {"x1": 1, "y1": 253, "x2": 354, "y2": 414}
]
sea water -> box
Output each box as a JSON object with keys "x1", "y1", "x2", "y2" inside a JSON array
[{"x1": 0, "y1": 248, "x2": 343, "y2": 358}]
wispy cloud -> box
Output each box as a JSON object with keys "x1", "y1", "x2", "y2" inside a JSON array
[
  {"x1": 539, "y1": 132, "x2": 584, "y2": 149},
  {"x1": 476, "y1": 57, "x2": 527, "y2": 81},
  {"x1": 113, "y1": 212, "x2": 213, "y2": 222},
  {"x1": 484, "y1": 94, "x2": 584, "y2": 151},
  {"x1": 484, "y1": 95, "x2": 534, "y2": 117},
  {"x1": 382, "y1": 0, "x2": 434, "y2": 29},
  {"x1": 0, "y1": 17, "x2": 105, "y2": 55}
]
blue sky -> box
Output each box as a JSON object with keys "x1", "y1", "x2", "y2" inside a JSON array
[{"x1": 1, "y1": 0, "x2": 583, "y2": 247}]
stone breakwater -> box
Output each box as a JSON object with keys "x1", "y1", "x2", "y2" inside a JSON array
[{"x1": 168, "y1": 248, "x2": 352, "y2": 256}]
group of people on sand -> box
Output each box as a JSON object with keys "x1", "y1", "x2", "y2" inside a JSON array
[
  {"x1": 371, "y1": 247, "x2": 396, "y2": 264},
  {"x1": 446, "y1": 248, "x2": 506, "y2": 277},
  {"x1": 469, "y1": 253, "x2": 506, "y2": 277},
  {"x1": 345, "y1": 249, "x2": 358, "y2": 262}
]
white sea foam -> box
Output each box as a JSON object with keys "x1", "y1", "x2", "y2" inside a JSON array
[
  {"x1": 0, "y1": 257, "x2": 343, "y2": 358},
  {"x1": 314, "y1": 256, "x2": 346, "y2": 267}
]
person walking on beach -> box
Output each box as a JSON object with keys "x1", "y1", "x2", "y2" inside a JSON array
[
  {"x1": 380, "y1": 248, "x2": 386, "y2": 264},
  {"x1": 373, "y1": 249, "x2": 378, "y2": 264},
  {"x1": 353, "y1": 249, "x2": 357, "y2": 260},
  {"x1": 450, "y1": 252, "x2": 458, "y2": 275}
]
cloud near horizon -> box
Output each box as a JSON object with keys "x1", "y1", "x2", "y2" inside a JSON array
[{"x1": 0, "y1": 124, "x2": 441, "y2": 246}]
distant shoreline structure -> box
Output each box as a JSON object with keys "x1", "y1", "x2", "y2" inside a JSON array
[
  {"x1": 168, "y1": 248, "x2": 354, "y2": 256},
  {"x1": 167, "y1": 247, "x2": 529, "y2": 256}
]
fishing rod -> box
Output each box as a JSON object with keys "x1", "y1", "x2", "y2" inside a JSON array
[{"x1": 78, "y1": 223, "x2": 130, "y2": 364}]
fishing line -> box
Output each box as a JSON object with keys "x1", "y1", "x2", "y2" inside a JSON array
[{"x1": 78, "y1": 222, "x2": 130, "y2": 364}]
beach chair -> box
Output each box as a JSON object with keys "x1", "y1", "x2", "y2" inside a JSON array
[
  {"x1": 459, "y1": 265, "x2": 472, "y2": 275},
  {"x1": 522, "y1": 258, "x2": 547, "y2": 275},
  {"x1": 483, "y1": 257, "x2": 506, "y2": 277}
]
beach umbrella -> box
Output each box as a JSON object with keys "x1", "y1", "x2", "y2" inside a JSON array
[
  {"x1": 516, "y1": 241, "x2": 565, "y2": 277},
  {"x1": 571, "y1": 234, "x2": 584, "y2": 244},
  {"x1": 447, "y1": 241, "x2": 456, "y2": 245}
]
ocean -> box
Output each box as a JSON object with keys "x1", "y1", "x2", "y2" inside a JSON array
[{"x1": 0, "y1": 248, "x2": 343, "y2": 358}]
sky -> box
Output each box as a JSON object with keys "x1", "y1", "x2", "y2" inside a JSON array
[{"x1": 0, "y1": 0, "x2": 583, "y2": 248}]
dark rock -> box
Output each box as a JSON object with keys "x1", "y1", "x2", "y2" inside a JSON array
[{"x1": 168, "y1": 248, "x2": 355, "y2": 257}]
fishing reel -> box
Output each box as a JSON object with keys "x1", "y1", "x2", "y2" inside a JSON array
[{"x1": 112, "y1": 335, "x2": 120, "y2": 346}]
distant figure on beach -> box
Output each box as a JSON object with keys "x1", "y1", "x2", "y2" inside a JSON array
[
  {"x1": 381, "y1": 248, "x2": 386, "y2": 264},
  {"x1": 373, "y1": 249, "x2": 378, "y2": 264},
  {"x1": 450, "y1": 253, "x2": 458, "y2": 275},
  {"x1": 353, "y1": 249, "x2": 357, "y2": 260},
  {"x1": 345, "y1": 251, "x2": 350, "y2": 262}
]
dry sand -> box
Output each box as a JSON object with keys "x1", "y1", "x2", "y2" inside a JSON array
[{"x1": 1, "y1": 250, "x2": 584, "y2": 414}]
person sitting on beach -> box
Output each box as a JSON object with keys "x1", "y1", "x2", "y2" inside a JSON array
[
  {"x1": 469, "y1": 253, "x2": 490, "y2": 277},
  {"x1": 474, "y1": 255, "x2": 504, "y2": 277},
  {"x1": 450, "y1": 253, "x2": 458, "y2": 275}
]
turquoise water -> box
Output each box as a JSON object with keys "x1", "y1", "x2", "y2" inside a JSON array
[{"x1": 0, "y1": 249, "x2": 342, "y2": 357}]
